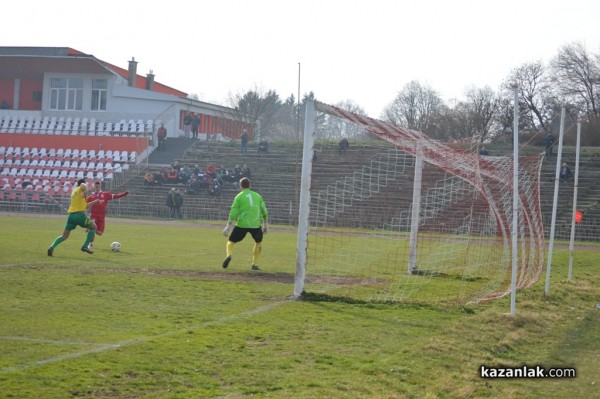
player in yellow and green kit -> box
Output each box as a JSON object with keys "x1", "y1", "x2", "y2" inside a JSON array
[
  {"x1": 47, "y1": 179, "x2": 100, "y2": 256},
  {"x1": 222, "y1": 177, "x2": 268, "y2": 270}
]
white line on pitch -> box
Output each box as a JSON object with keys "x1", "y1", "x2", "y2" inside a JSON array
[
  {"x1": 0, "y1": 299, "x2": 292, "y2": 374},
  {"x1": 0, "y1": 336, "x2": 101, "y2": 346}
]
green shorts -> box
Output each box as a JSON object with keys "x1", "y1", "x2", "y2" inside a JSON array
[{"x1": 64, "y1": 212, "x2": 93, "y2": 231}]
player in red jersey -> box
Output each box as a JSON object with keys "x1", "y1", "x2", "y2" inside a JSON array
[{"x1": 86, "y1": 180, "x2": 129, "y2": 250}]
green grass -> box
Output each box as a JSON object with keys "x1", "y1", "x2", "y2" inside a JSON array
[{"x1": 1, "y1": 215, "x2": 599, "y2": 398}]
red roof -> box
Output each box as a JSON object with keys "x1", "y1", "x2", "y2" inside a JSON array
[
  {"x1": 99, "y1": 60, "x2": 187, "y2": 97},
  {"x1": 0, "y1": 47, "x2": 188, "y2": 97}
]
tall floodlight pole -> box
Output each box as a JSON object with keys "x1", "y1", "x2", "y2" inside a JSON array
[
  {"x1": 510, "y1": 84, "x2": 519, "y2": 316},
  {"x1": 545, "y1": 106, "x2": 566, "y2": 295},
  {"x1": 568, "y1": 119, "x2": 582, "y2": 281},
  {"x1": 298, "y1": 63, "x2": 301, "y2": 142},
  {"x1": 293, "y1": 63, "x2": 302, "y2": 223}
]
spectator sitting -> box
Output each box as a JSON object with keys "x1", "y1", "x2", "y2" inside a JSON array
[
  {"x1": 152, "y1": 172, "x2": 164, "y2": 185},
  {"x1": 159, "y1": 167, "x2": 169, "y2": 181},
  {"x1": 193, "y1": 164, "x2": 202, "y2": 177},
  {"x1": 144, "y1": 171, "x2": 155, "y2": 186},
  {"x1": 560, "y1": 162, "x2": 573, "y2": 182},
  {"x1": 241, "y1": 164, "x2": 252, "y2": 179},
  {"x1": 231, "y1": 164, "x2": 243, "y2": 188},
  {"x1": 479, "y1": 147, "x2": 490, "y2": 156},
  {"x1": 179, "y1": 165, "x2": 192, "y2": 183},
  {"x1": 206, "y1": 163, "x2": 218, "y2": 179},
  {"x1": 166, "y1": 168, "x2": 179, "y2": 182},
  {"x1": 233, "y1": 164, "x2": 242, "y2": 180},
  {"x1": 339, "y1": 137, "x2": 349, "y2": 155},
  {"x1": 186, "y1": 176, "x2": 202, "y2": 195},
  {"x1": 171, "y1": 160, "x2": 181, "y2": 171},
  {"x1": 258, "y1": 138, "x2": 269, "y2": 155},
  {"x1": 217, "y1": 164, "x2": 232, "y2": 184}
]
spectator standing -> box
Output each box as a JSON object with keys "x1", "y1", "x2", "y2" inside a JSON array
[
  {"x1": 174, "y1": 189, "x2": 184, "y2": 218},
  {"x1": 86, "y1": 180, "x2": 129, "y2": 250},
  {"x1": 166, "y1": 188, "x2": 178, "y2": 218},
  {"x1": 191, "y1": 113, "x2": 201, "y2": 139},
  {"x1": 157, "y1": 123, "x2": 167, "y2": 150},
  {"x1": 183, "y1": 113, "x2": 192, "y2": 138},
  {"x1": 339, "y1": 137, "x2": 349, "y2": 155},
  {"x1": 222, "y1": 177, "x2": 269, "y2": 271},
  {"x1": 544, "y1": 133, "x2": 555, "y2": 156},
  {"x1": 240, "y1": 129, "x2": 249, "y2": 155}
]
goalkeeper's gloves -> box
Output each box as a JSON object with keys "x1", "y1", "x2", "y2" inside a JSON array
[
  {"x1": 223, "y1": 222, "x2": 232, "y2": 237},
  {"x1": 262, "y1": 222, "x2": 268, "y2": 234}
]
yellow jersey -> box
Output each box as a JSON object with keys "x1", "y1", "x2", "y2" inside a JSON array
[{"x1": 68, "y1": 185, "x2": 88, "y2": 213}]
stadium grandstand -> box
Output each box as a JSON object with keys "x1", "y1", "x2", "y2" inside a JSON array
[
  {"x1": 1, "y1": 47, "x2": 599, "y2": 244},
  {"x1": 0, "y1": 46, "x2": 253, "y2": 209}
]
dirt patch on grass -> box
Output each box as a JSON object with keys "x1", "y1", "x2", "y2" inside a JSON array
[{"x1": 100, "y1": 267, "x2": 367, "y2": 286}]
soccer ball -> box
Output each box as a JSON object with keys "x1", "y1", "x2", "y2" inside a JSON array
[{"x1": 111, "y1": 242, "x2": 121, "y2": 252}]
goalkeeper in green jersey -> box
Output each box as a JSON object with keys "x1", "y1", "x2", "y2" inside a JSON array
[{"x1": 222, "y1": 177, "x2": 269, "y2": 270}]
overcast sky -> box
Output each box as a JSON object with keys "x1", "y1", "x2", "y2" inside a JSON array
[{"x1": 6, "y1": 0, "x2": 600, "y2": 117}]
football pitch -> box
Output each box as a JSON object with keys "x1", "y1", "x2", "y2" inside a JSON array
[{"x1": 1, "y1": 214, "x2": 599, "y2": 398}]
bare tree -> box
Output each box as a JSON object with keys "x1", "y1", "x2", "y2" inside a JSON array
[
  {"x1": 551, "y1": 41, "x2": 600, "y2": 121},
  {"x1": 492, "y1": 93, "x2": 557, "y2": 145},
  {"x1": 319, "y1": 100, "x2": 368, "y2": 140},
  {"x1": 431, "y1": 101, "x2": 470, "y2": 139},
  {"x1": 503, "y1": 61, "x2": 557, "y2": 134},
  {"x1": 461, "y1": 85, "x2": 499, "y2": 141},
  {"x1": 382, "y1": 81, "x2": 444, "y2": 137},
  {"x1": 226, "y1": 86, "x2": 282, "y2": 138}
]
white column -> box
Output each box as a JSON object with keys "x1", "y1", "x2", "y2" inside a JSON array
[
  {"x1": 294, "y1": 100, "x2": 315, "y2": 298},
  {"x1": 408, "y1": 143, "x2": 423, "y2": 274}
]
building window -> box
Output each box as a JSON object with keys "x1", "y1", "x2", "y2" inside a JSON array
[
  {"x1": 50, "y1": 78, "x2": 83, "y2": 110},
  {"x1": 91, "y1": 79, "x2": 108, "y2": 111}
]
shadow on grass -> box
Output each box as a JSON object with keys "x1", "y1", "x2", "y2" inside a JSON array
[{"x1": 298, "y1": 291, "x2": 478, "y2": 315}]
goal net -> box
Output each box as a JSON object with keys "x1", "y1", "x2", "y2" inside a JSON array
[{"x1": 294, "y1": 101, "x2": 545, "y2": 305}]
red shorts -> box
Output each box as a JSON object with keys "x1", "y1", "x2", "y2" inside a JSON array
[{"x1": 92, "y1": 217, "x2": 106, "y2": 234}]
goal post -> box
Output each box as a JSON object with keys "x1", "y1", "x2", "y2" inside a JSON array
[
  {"x1": 294, "y1": 100, "x2": 545, "y2": 305},
  {"x1": 294, "y1": 100, "x2": 315, "y2": 298}
]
